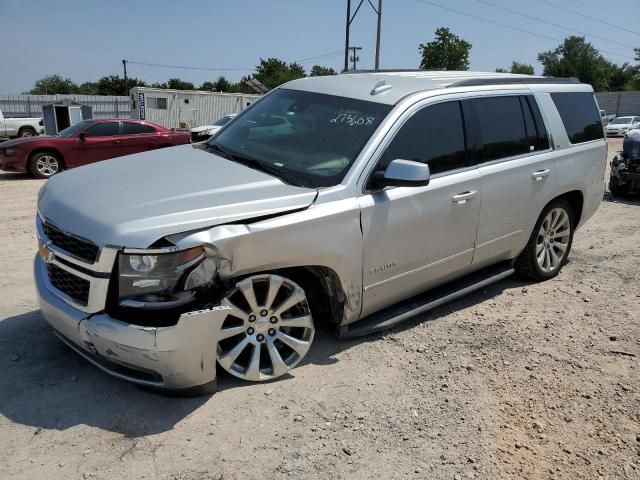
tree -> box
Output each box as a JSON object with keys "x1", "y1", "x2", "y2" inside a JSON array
[
  {"x1": 496, "y1": 61, "x2": 535, "y2": 75},
  {"x1": 30, "y1": 74, "x2": 79, "y2": 94},
  {"x1": 537, "y1": 36, "x2": 613, "y2": 92},
  {"x1": 254, "y1": 58, "x2": 306, "y2": 89},
  {"x1": 77, "y1": 81, "x2": 99, "y2": 95},
  {"x1": 310, "y1": 65, "x2": 337, "y2": 76},
  {"x1": 93, "y1": 75, "x2": 146, "y2": 95},
  {"x1": 166, "y1": 78, "x2": 195, "y2": 90},
  {"x1": 607, "y1": 63, "x2": 639, "y2": 91},
  {"x1": 200, "y1": 77, "x2": 232, "y2": 92},
  {"x1": 419, "y1": 27, "x2": 472, "y2": 71}
]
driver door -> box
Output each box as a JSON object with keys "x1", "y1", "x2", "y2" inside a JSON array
[
  {"x1": 359, "y1": 99, "x2": 482, "y2": 317},
  {"x1": 72, "y1": 121, "x2": 123, "y2": 167}
]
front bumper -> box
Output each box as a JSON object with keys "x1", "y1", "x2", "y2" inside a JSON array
[
  {"x1": 605, "y1": 130, "x2": 627, "y2": 137},
  {"x1": 35, "y1": 254, "x2": 231, "y2": 391},
  {"x1": 0, "y1": 154, "x2": 27, "y2": 173}
]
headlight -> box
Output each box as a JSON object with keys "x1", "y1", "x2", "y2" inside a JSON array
[
  {"x1": 4, "y1": 147, "x2": 23, "y2": 156},
  {"x1": 117, "y1": 246, "x2": 216, "y2": 308}
]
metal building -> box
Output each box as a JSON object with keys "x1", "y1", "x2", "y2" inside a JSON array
[
  {"x1": 42, "y1": 99, "x2": 93, "y2": 135},
  {"x1": 129, "y1": 87, "x2": 261, "y2": 129},
  {"x1": 0, "y1": 94, "x2": 130, "y2": 120}
]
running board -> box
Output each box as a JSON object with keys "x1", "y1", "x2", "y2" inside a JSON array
[{"x1": 339, "y1": 262, "x2": 515, "y2": 339}]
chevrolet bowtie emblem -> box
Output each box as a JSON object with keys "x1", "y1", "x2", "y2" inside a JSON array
[{"x1": 38, "y1": 241, "x2": 53, "y2": 263}]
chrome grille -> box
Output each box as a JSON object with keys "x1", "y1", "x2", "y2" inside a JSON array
[{"x1": 43, "y1": 223, "x2": 99, "y2": 263}]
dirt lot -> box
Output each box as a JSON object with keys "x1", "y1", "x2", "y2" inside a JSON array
[{"x1": 0, "y1": 138, "x2": 638, "y2": 480}]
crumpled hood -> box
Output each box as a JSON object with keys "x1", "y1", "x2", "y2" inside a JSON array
[{"x1": 38, "y1": 144, "x2": 317, "y2": 248}]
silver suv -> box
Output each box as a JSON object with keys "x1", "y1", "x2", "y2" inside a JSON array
[{"x1": 35, "y1": 71, "x2": 607, "y2": 394}]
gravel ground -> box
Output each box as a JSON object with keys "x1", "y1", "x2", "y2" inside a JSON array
[{"x1": 0, "y1": 138, "x2": 638, "y2": 480}]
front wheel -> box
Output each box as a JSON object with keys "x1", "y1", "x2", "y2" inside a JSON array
[
  {"x1": 217, "y1": 274, "x2": 315, "y2": 382},
  {"x1": 29, "y1": 151, "x2": 62, "y2": 178},
  {"x1": 515, "y1": 198, "x2": 575, "y2": 281}
]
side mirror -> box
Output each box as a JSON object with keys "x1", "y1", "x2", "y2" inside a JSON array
[
  {"x1": 78, "y1": 132, "x2": 86, "y2": 141},
  {"x1": 370, "y1": 159, "x2": 430, "y2": 190}
]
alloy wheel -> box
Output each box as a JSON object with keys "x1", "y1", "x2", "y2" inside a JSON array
[
  {"x1": 35, "y1": 155, "x2": 59, "y2": 177},
  {"x1": 535, "y1": 207, "x2": 571, "y2": 273},
  {"x1": 217, "y1": 274, "x2": 314, "y2": 381}
]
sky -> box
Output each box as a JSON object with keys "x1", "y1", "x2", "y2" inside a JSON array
[{"x1": 0, "y1": 0, "x2": 638, "y2": 94}]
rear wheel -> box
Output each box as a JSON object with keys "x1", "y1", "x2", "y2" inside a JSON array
[
  {"x1": 515, "y1": 198, "x2": 575, "y2": 281},
  {"x1": 18, "y1": 127, "x2": 36, "y2": 138},
  {"x1": 29, "y1": 151, "x2": 62, "y2": 178},
  {"x1": 217, "y1": 274, "x2": 315, "y2": 382}
]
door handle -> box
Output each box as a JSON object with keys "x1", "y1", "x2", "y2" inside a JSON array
[
  {"x1": 532, "y1": 169, "x2": 551, "y2": 181},
  {"x1": 111, "y1": 140, "x2": 122, "y2": 144},
  {"x1": 452, "y1": 190, "x2": 478, "y2": 205}
]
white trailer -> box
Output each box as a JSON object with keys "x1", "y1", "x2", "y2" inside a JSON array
[{"x1": 129, "y1": 87, "x2": 261, "y2": 129}]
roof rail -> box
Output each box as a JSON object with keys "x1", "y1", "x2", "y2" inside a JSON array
[
  {"x1": 447, "y1": 77, "x2": 581, "y2": 88},
  {"x1": 342, "y1": 69, "x2": 426, "y2": 75}
]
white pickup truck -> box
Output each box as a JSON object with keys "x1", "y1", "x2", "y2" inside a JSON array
[
  {"x1": 600, "y1": 109, "x2": 616, "y2": 126},
  {"x1": 0, "y1": 108, "x2": 44, "y2": 139}
]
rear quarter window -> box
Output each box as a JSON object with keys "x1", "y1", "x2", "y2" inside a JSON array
[{"x1": 551, "y1": 92, "x2": 604, "y2": 144}]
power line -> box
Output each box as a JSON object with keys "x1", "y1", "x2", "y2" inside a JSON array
[
  {"x1": 126, "y1": 60, "x2": 253, "y2": 72},
  {"x1": 471, "y1": 0, "x2": 637, "y2": 50},
  {"x1": 294, "y1": 50, "x2": 345, "y2": 64},
  {"x1": 533, "y1": 0, "x2": 640, "y2": 37},
  {"x1": 414, "y1": 0, "x2": 636, "y2": 61},
  {"x1": 126, "y1": 50, "x2": 344, "y2": 75}
]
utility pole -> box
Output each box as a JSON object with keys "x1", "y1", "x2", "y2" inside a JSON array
[
  {"x1": 374, "y1": 0, "x2": 382, "y2": 71},
  {"x1": 349, "y1": 47, "x2": 362, "y2": 71},
  {"x1": 122, "y1": 59, "x2": 128, "y2": 95},
  {"x1": 344, "y1": 0, "x2": 351, "y2": 72},
  {"x1": 344, "y1": 0, "x2": 382, "y2": 71}
]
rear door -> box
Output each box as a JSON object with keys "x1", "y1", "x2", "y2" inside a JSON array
[
  {"x1": 120, "y1": 122, "x2": 160, "y2": 156},
  {"x1": 467, "y1": 94, "x2": 556, "y2": 267},
  {"x1": 72, "y1": 121, "x2": 123, "y2": 167}
]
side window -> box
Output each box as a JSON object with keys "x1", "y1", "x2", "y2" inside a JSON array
[
  {"x1": 122, "y1": 122, "x2": 156, "y2": 135},
  {"x1": 465, "y1": 96, "x2": 528, "y2": 162},
  {"x1": 521, "y1": 96, "x2": 550, "y2": 151},
  {"x1": 83, "y1": 122, "x2": 120, "y2": 137},
  {"x1": 550, "y1": 92, "x2": 604, "y2": 144},
  {"x1": 382, "y1": 101, "x2": 467, "y2": 175}
]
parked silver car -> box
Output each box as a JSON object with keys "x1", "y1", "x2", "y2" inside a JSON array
[{"x1": 35, "y1": 71, "x2": 607, "y2": 394}]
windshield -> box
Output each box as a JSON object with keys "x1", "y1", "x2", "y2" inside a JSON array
[
  {"x1": 213, "y1": 115, "x2": 234, "y2": 127},
  {"x1": 58, "y1": 120, "x2": 92, "y2": 137},
  {"x1": 206, "y1": 89, "x2": 392, "y2": 188},
  {"x1": 610, "y1": 117, "x2": 633, "y2": 125}
]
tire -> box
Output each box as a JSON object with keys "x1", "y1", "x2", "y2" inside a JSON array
[
  {"x1": 609, "y1": 176, "x2": 629, "y2": 197},
  {"x1": 216, "y1": 274, "x2": 315, "y2": 382},
  {"x1": 515, "y1": 198, "x2": 575, "y2": 282},
  {"x1": 29, "y1": 151, "x2": 62, "y2": 178},
  {"x1": 18, "y1": 127, "x2": 36, "y2": 138}
]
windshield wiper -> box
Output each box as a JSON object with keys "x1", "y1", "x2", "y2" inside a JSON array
[{"x1": 205, "y1": 142, "x2": 233, "y2": 159}]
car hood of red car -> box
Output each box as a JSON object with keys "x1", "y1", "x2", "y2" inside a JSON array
[
  {"x1": 37, "y1": 144, "x2": 318, "y2": 248},
  {"x1": 0, "y1": 136, "x2": 57, "y2": 149}
]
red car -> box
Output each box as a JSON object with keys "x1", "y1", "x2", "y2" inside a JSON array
[{"x1": 0, "y1": 119, "x2": 190, "y2": 178}]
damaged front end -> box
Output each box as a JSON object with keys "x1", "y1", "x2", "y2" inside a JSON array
[
  {"x1": 610, "y1": 132, "x2": 640, "y2": 195},
  {"x1": 33, "y1": 216, "x2": 240, "y2": 394},
  {"x1": 35, "y1": 250, "x2": 234, "y2": 394}
]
